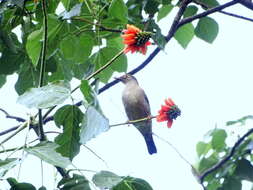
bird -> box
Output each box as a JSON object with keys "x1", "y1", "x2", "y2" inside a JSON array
[{"x1": 116, "y1": 74, "x2": 157, "y2": 154}]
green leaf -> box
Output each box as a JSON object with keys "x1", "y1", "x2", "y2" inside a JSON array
[
  {"x1": 80, "y1": 106, "x2": 109, "y2": 144},
  {"x1": 0, "y1": 158, "x2": 20, "y2": 177},
  {"x1": 25, "y1": 141, "x2": 71, "y2": 168},
  {"x1": 197, "y1": 0, "x2": 219, "y2": 8},
  {"x1": 80, "y1": 80, "x2": 99, "y2": 108},
  {"x1": 0, "y1": 74, "x2": 6, "y2": 88},
  {"x1": 61, "y1": 0, "x2": 71, "y2": 10},
  {"x1": 113, "y1": 176, "x2": 153, "y2": 190},
  {"x1": 234, "y1": 159, "x2": 253, "y2": 182},
  {"x1": 15, "y1": 62, "x2": 39, "y2": 95},
  {"x1": 219, "y1": 177, "x2": 241, "y2": 190},
  {"x1": 183, "y1": 5, "x2": 198, "y2": 18},
  {"x1": 10, "y1": 182, "x2": 36, "y2": 190},
  {"x1": 157, "y1": 4, "x2": 173, "y2": 21},
  {"x1": 107, "y1": 37, "x2": 125, "y2": 50},
  {"x1": 92, "y1": 171, "x2": 123, "y2": 189},
  {"x1": 54, "y1": 105, "x2": 84, "y2": 160},
  {"x1": 0, "y1": 49, "x2": 25, "y2": 75},
  {"x1": 144, "y1": 0, "x2": 159, "y2": 15},
  {"x1": 60, "y1": 34, "x2": 93, "y2": 63},
  {"x1": 26, "y1": 29, "x2": 42, "y2": 66},
  {"x1": 91, "y1": 47, "x2": 127, "y2": 83},
  {"x1": 195, "y1": 17, "x2": 219, "y2": 43},
  {"x1": 174, "y1": 23, "x2": 194, "y2": 48},
  {"x1": 149, "y1": 20, "x2": 167, "y2": 49},
  {"x1": 211, "y1": 129, "x2": 227, "y2": 151},
  {"x1": 226, "y1": 115, "x2": 253, "y2": 126},
  {"x1": 108, "y1": 0, "x2": 128, "y2": 23},
  {"x1": 38, "y1": 186, "x2": 47, "y2": 190},
  {"x1": 196, "y1": 141, "x2": 211, "y2": 157},
  {"x1": 58, "y1": 174, "x2": 91, "y2": 190},
  {"x1": 197, "y1": 154, "x2": 218, "y2": 173},
  {"x1": 17, "y1": 81, "x2": 71, "y2": 109}
]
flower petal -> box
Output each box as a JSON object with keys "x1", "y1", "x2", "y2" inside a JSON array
[
  {"x1": 156, "y1": 113, "x2": 168, "y2": 122},
  {"x1": 167, "y1": 119, "x2": 173, "y2": 128}
]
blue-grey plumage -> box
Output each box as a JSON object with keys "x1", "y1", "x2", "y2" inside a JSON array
[{"x1": 117, "y1": 74, "x2": 157, "y2": 154}]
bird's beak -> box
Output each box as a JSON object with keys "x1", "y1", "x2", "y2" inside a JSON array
[{"x1": 114, "y1": 76, "x2": 122, "y2": 81}]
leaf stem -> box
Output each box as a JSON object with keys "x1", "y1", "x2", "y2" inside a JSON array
[
  {"x1": 37, "y1": 0, "x2": 48, "y2": 142},
  {"x1": 71, "y1": 49, "x2": 124, "y2": 94}
]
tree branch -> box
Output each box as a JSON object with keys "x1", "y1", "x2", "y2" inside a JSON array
[
  {"x1": 239, "y1": 0, "x2": 253, "y2": 10},
  {"x1": 0, "y1": 108, "x2": 26, "y2": 122},
  {"x1": 199, "y1": 128, "x2": 253, "y2": 183},
  {"x1": 98, "y1": 0, "x2": 239, "y2": 94}
]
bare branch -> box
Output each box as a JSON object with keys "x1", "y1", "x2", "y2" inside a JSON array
[
  {"x1": 0, "y1": 108, "x2": 26, "y2": 122},
  {"x1": 239, "y1": 0, "x2": 253, "y2": 10}
]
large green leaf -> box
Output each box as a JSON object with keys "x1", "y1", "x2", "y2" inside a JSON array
[
  {"x1": 195, "y1": 17, "x2": 219, "y2": 43},
  {"x1": 234, "y1": 159, "x2": 253, "y2": 182},
  {"x1": 218, "y1": 177, "x2": 241, "y2": 190},
  {"x1": 15, "y1": 62, "x2": 39, "y2": 95},
  {"x1": 26, "y1": 29, "x2": 42, "y2": 67},
  {"x1": 0, "y1": 48, "x2": 25, "y2": 75},
  {"x1": 197, "y1": 0, "x2": 219, "y2": 8},
  {"x1": 91, "y1": 47, "x2": 127, "y2": 83},
  {"x1": 183, "y1": 5, "x2": 198, "y2": 18},
  {"x1": 174, "y1": 23, "x2": 194, "y2": 49},
  {"x1": 92, "y1": 171, "x2": 123, "y2": 189},
  {"x1": 60, "y1": 34, "x2": 93, "y2": 63},
  {"x1": 25, "y1": 142, "x2": 71, "y2": 168},
  {"x1": 108, "y1": 0, "x2": 128, "y2": 23},
  {"x1": 17, "y1": 81, "x2": 71, "y2": 109},
  {"x1": 113, "y1": 176, "x2": 153, "y2": 190},
  {"x1": 80, "y1": 80, "x2": 99, "y2": 108},
  {"x1": 54, "y1": 105, "x2": 84, "y2": 160},
  {"x1": 80, "y1": 106, "x2": 109, "y2": 144},
  {"x1": 196, "y1": 141, "x2": 211, "y2": 157},
  {"x1": 0, "y1": 74, "x2": 6, "y2": 88},
  {"x1": 0, "y1": 158, "x2": 20, "y2": 178},
  {"x1": 157, "y1": 4, "x2": 173, "y2": 22},
  {"x1": 58, "y1": 174, "x2": 91, "y2": 190},
  {"x1": 144, "y1": 0, "x2": 159, "y2": 15},
  {"x1": 149, "y1": 20, "x2": 167, "y2": 49},
  {"x1": 211, "y1": 129, "x2": 227, "y2": 151}
]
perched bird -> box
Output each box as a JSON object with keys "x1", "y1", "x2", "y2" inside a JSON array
[{"x1": 116, "y1": 74, "x2": 157, "y2": 154}]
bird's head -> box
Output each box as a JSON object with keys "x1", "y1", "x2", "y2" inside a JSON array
[{"x1": 115, "y1": 74, "x2": 138, "y2": 84}]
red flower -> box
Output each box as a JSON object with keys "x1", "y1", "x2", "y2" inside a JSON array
[
  {"x1": 156, "y1": 98, "x2": 181, "y2": 128},
  {"x1": 121, "y1": 24, "x2": 152, "y2": 55}
]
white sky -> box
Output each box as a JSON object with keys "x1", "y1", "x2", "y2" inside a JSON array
[{"x1": 0, "y1": 3, "x2": 253, "y2": 190}]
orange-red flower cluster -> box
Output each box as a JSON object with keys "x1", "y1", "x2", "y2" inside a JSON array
[
  {"x1": 121, "y1": 24, "x2": 152, "y2": 55},
  {"x1": 156, "y1": 98, "x2": 181, "y2": 128}
]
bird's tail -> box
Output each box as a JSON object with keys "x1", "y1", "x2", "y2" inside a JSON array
[{"x1": 144, "y1": 134, "x2": 157, "y2": 155}]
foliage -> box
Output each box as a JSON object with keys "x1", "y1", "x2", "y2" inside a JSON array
[{"x1": 0, "y1": 0, "x2": 252, "y2": 189}]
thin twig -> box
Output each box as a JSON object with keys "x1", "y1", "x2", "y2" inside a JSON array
[
  {"x1": 193, "y1": 0, "x2": 253, "y2": 23},
  {"x1": 0, "y1": 125, "x2": 19, "y2": 136},
  {"x1": 82, "y1": 144, "x2": 108, "y2": 167},
  {"x1": 0, "y1": 108, "x2": 26, "y2": 122},
  {"x1": 71, "y1": 49, "x2": 124, "y2": 94},
  {"x1": 110, "y1": 116, "x2": 156, "y2": 127},
  {"x1": 0, "y1": 122, "x2": 28, "y2": 146},
  {"x1": 153, "y1": 133, "x2": 192, "y2": 167},
  {"x1": 199, "y1": 128, "x2": 253, "y2": 183}
]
